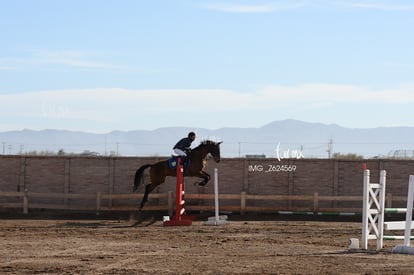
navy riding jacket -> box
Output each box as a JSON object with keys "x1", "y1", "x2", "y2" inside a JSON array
[{"x1": 173, "y1": 137, "x2": 193, "y2": 151}]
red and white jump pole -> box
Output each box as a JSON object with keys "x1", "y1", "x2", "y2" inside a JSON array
[{"x1": 163, "y1": 157, "x2": 194, "y2": 226}]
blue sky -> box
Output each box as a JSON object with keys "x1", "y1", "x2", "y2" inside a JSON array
[{"x1": 1, "y1": 0, "x2": 414, "y2": 133}]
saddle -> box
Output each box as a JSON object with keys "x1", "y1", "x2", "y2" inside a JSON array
[{"x1": 168, "y1": 156, "x2": 190, "y2": 170}]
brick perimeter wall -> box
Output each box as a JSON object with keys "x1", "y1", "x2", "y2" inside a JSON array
[{"x1": 1, "y1": 156, "x2": 414, "y2": 209}]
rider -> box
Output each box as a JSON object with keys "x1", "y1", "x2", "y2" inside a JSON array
[{"x1": 173, "y1": 132, "x2": 196, "y2": 166}]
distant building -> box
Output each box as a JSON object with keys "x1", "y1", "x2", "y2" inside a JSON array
[
  {"x1": 245, "y1": 154, "x2": 266, "y2": 158},
  {"x1": 80, "y1": 150, "x2": 100, "y2": 156}
]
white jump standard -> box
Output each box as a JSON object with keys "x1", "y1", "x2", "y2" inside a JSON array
[
  {"x1": 361, "y1": 169, "x2": 386, "y2": 251},
  {"x1": 361, "y1": 169, "x2": 414, "y2": 252},
  {"x1": 392, "y1": 175, "x2": 414, "y2": 254}
]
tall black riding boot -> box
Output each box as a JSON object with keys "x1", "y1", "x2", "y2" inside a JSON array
[{"x1": 180, "y1": 156, "x2": 187, "y2": 167}]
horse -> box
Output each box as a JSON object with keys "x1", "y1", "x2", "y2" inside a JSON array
[{"x1": 133, "y1": 140, "x2": 222, "y2": 210}]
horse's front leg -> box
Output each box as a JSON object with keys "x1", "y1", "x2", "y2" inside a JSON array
[{"x1": 194, "y1": 171, "x2": 210, "y2": 186}]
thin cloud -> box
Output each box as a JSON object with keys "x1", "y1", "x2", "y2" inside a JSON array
[
  {"x1": 349, "y1": 1, "x2": 414, "y2": 11},
  {"x1": 203, "y1": 1, "x2": 414, "y2": 13},
  {"x1": 0, "y1": 50, "x2": 130, "y2": 72},
  {"x1": 1, "y1": 84, "x2": 413, "y2": 132},
  {"x1": 259, "y1": 84, "x2": 414, "y2": 105},
  {"x1": 0, "y1": 57, "x2": 23, "y2": 71},
  {"x1": 27, "y1": 50, "x2": 126, "y2": 70},
  {"x1": 2, "y1": 84, "x2": 414, "y2": 115},
  {"x1": 0, "y1": 65, "x2": 18, "y2": 71},
  {"x1": 201, "y1": 2, "x2": 306, "y2": 13}
]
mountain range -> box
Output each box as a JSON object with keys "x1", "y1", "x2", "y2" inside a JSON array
[{"x1": 1, "y1": 119, "x2": 414, "y2": 159}]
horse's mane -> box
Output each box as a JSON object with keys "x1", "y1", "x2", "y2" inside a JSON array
[
  {"x1": 194, "y1": 140, "x2": 220, "y2": 149},
  {"x1": 200, "y1": 140, "x2": 219, "y2": 145}
]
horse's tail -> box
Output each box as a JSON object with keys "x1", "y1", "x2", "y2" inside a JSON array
[{"x1": 133, "y1": 164, "x2": 152, "y2": 192}]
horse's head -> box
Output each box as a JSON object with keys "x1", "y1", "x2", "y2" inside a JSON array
[
  {"x1": 206, "y1": 140, "x2": 222, "y2": 162},
  {"x1": 196, "y1": 140, "x2": 223, "y2": 163}
]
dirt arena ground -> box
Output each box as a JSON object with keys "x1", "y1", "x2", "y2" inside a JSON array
[{"x1": 1, "y1": 213, "x2": 414, "y2": 274}]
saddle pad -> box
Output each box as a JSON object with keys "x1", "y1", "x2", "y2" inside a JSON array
[{"x1": 168, "y1": 157, "x2": 190, "y2": 170}]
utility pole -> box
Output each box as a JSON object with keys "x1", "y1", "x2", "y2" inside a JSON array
[
  {"x1": 104, "y1": 135, "x2": 107, "y2": 156},
  {"x1": 327, "y1": 139, "x2": 333, "y2": 159}
]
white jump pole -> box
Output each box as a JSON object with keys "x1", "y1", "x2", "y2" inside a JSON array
[
  {"x1": 214, "y1": 168, "x2": 220, "y2": 222},
  {"x1": 205, "y1": 168, "x2": 228, "y2": 226},
  {"x1": 403, "y1": 176, "x2": 414, "y2": 246},
  {"x1": 361, "y1": 169, "x2": 370, "y2": 250},
  {"x1": 392, "y1": 175, "x2": 414, "y2": 254}
]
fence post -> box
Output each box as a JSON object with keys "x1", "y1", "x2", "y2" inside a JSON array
[
  {"x1": 64, "y1": 159, "x2": 70, "y2": 207},
  {"x1": 23, "y1": 189, "x2": 28, "y2": 214},
  {"x1": 108, "y1": 158, "x2": 115, "y2": 207},
  {"x1": 240, "y1": 192, "x2": 246, "y2": 215},
  {"x1": 19, "y1": 157, "x2": 26, "y2": 192},
  {"x1": 96, "y1": 192, "x2": 101, "y2": 215},
  {"x1": 313, "y1": 192, "x2": 319, "y2": 213}
]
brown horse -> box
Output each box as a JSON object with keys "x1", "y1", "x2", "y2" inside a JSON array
[{"x1": 133, "y1": 140, "x2": 222, "y2": 210}]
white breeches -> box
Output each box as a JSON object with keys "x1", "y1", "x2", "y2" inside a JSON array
[{"x1": 173, "y1": 148, "x2": 187, "y2": 156}]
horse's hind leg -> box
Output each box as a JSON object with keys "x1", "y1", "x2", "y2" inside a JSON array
[{"x1": 139, "y1": 183, "x2": 158, "y2": 210}]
